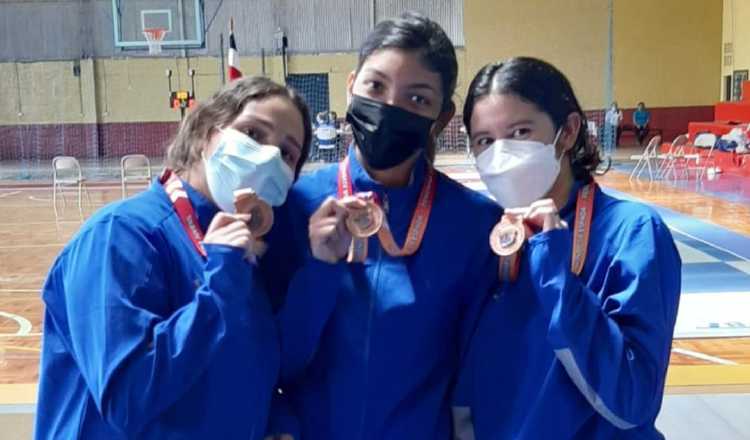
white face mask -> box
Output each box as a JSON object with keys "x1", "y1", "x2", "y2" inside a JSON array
[
  {"x1": 203, "y1": 128, "x2": 294, "y2": 211},
  {"x1": 475, "y1": 129, "x2": 563, "y2": 209}
]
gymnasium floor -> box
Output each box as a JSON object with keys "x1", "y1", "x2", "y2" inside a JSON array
[{"x1": 1, "y1": 152, "x2": 749, "y2": 438}]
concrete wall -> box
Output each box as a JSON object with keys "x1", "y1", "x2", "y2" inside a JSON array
[
  {"x1": 723, "y1": 0, "x2": 750, "y2": 100},
  {"x1": 463, "y1": 0, "x2": 609, "y2": 111},
  {"x1": 613, "y1": 0, "x2": 723, "y2": 108}
]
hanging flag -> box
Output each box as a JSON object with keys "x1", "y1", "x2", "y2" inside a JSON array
[{"x1": 228, "y1": 18, "x2": 242, "y2": 81}]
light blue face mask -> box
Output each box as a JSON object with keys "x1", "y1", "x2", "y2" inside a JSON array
[{"x1": 203, "y1": 128, "x2": 294, "y2": 211}]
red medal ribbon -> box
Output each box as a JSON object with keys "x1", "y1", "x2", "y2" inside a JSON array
[{"x1": 160, "y1": 169, "x2": 207, "y2": 258}]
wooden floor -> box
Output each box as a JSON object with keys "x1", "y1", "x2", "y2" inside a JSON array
[
  {"x1": 596, "y1": 171, "x2": 750, "y2": 236},
  {"x1": 1, "y1": 171, "x2": 749, "y2": 402}
]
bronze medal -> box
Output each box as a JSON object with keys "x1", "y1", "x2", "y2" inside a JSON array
[
  {"x1": 247, "y1": 201, "x2": 273, "y2": 237},
  {"x1": 346, "y1": 200, "x2": 384, "y2": 238},
  {"x1": 343, "y1": 192, "x2": 384, "y2": 238},
  {"x1": 490, "y1": 216, "x2": 526, "y2": 257},
  {"x1": 233, "y1": 189, "x2": 274, "y2": 237}
]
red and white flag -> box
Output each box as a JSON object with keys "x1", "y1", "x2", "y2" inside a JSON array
[{"x1": 228, "y1": 18, "x2": 242, "y2": 81}]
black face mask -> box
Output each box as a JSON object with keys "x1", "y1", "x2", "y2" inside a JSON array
[{"x1": 346, "y1": 95, "x2": 435, "y2": 170}]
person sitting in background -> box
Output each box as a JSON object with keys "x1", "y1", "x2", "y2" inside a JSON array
[{"x1": 633, "y1": 102, "x2": 651, "y2": 146}]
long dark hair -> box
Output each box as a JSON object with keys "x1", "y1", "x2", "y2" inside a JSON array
[
  {"x1": 355, "y1": 11, "x2": 458, "y2": 162},
  {"x1": 166, "y1": 76, "x2": 312, "y2": 178},
  {"x1": 463, "y1": 57, "x2": 600, "y2": 180}
]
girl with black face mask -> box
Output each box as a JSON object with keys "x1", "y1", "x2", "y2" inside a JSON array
[{"x1": 261, "y1": 11, "x2": 501, "y2": 440}]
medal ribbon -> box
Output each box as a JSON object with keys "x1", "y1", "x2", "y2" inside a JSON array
[
  {"x1": 337, "y1": 156, "x2": 437, "y2": 262},
  {"x1": 160, "y1": 169, "x2": 207, "y2": 258},
  {"x1": 497, "y1": 182, "x2": 597, "y2": 282}
]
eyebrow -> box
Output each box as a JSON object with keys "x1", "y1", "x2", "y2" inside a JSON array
[
  {"x1": 244, "y1": 116, "x2": 274, "y2": 132},
  {"x1": 361, "y1": 67, "x2": 389, "y2": 80},
  {"x1": 508, "y1": 119, "x2": 535, "y2": 128},
  {"x1": 361, "y1": 68, "x2": 437, "y2": 93},
  {"x1": 470, "y1": 130, "x2": 491, "y2": 141},
  {"x1": 407, "y1": 83, "x2": 438, "y2": 94}
]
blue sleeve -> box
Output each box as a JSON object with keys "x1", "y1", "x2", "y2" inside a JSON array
[
  {"x1": 525, "y1": 218, "x2": 681, "y2": 429},
  {"x1": 50, "y1": 217, "x2": 258, "y2": 436}
]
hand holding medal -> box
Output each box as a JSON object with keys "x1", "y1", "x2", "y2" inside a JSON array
[
  {"x1": 492, "y1": 198, "x2": 568, "y2": 282},
  {"x1": 309, "y1": 196, "x2": 361, "y2": 263}
]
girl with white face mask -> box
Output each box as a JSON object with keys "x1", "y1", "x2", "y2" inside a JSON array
[
  {"x1": 452, "y1": 57, "x2": 682, "y2": 440},
  {"x1": 36, "y1": 76, "x2": 311, "y2": 439},
  {"x1": 260, "y1": 12, "x2": 501, "y2": 440}
]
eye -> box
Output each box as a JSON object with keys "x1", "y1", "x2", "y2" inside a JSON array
[
  {"x1": 245, "y1": 126, "x2": 267, "y2": 143},
  {"x1": 511, "y1": 128, "x2": 531, "y2": 139},
  {"x1": 410, "y1": 94, "x2": 429, "y2": 106},
  {"x1": 279, "y1": 143, "x2": 299, "y2": 165},
  {"x1": 364, "y1": 80, "x2": 383, "y2": 93},
  {"x1": 474, "y1": 136, "x2": 494, "y2": 147}
]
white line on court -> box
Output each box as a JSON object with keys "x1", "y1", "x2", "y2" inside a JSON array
[
  {"x1": 671, "y1": 348, "x2": 739, "y2": 366},
  {"x1": 0, "y1": 332, "x2": 41, "y2": 338},
  {"x1": 0, "y1": 221, "x2": 79, "y2": 226},
  {"x1": 667, "y1": 225, "x2": 750, "y2": 263},
  {"x1": 28, "y1": 196, "x2": 51, "y2": 202},
  {"x1": 0, "y1": 404, "x2": 37, "y2": 414},
  {"x1": 0, "y1": 311, "x2": 33, "y2": 336},
  {"x1": 0, "y1": 243, "x2": 64, "y2": 249},
  {"x1": 0, "y1": 185, "x2": 122, "y2": 191},
  {"x1": 0, "y1": 191, "x2": 21, "y2": 199}
]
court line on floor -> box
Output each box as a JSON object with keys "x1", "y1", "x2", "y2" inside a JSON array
[
  {"x1": 668, "y1": 226, "x2": 750, "y2": 263},
  {"x1": 0, "y1": 243, "x2": 65, "y2": 249},
  {"x1": 28, "y1": 196, "x2": 51, "y2": 202},
  {"x1": 667, "y1": 365, "x2": 750, "y2": 387},
  {"x1": 0, "y1": 221, "x2": 80, "y2": 226},
  {"x1": 0, "y1": 289, "x2": 41, "y2": 293},
  {"x1": 0, "y1": 184, "x2": 124, "y2": 191},
  {"x1": 2, "y1": 345, "x2": 40, "y2": 353},
  {"x1": 0, "y1": 191, "x2": 21, "y2": 199},
  {"x1": 0, "y1": 311, "x2": 33, "y2": 336},
  {"x1": 0, "y1": 384, "x2": 37, "y2": 406},
  {"x1": 0, "y1": 403, "x2": 36, "y2": 414},
  {"x1": 672, "y1": 348, "x2": 739, "y2": 366},
  {"x1": 0, "y1": 333, "x2": 42, "y2": 338}
]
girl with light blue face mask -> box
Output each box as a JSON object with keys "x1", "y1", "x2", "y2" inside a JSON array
[
  {"x1": 35, "y1": 76, "x2": 313, "y2": 439},
  {"x1": 454, "y1": 57, "x2": 681, "y2": 440},
  {"x1": 203, "y1": 127, "x2": 296, "y2": 211}
]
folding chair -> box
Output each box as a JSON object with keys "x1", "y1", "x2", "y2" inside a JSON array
[
  {"x1": 52, "y1": 156, "x2": 91, "y2": 221},
  {"x1": 657, "y1": 134, "x2": 688, "y2": 179},
  {"x1": 692, "y1": 133, "x2": 718, "y2": 180},
  {"x1": 121, "y1": 154, "x2": 153, "y2": 199},
  {"x1": 628, "y1": 135, "x2": 661, "y2": 182}
]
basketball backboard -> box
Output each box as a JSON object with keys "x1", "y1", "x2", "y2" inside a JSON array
[{"x1": 112, "y1": 0, "x2": 204, "y2": 50}]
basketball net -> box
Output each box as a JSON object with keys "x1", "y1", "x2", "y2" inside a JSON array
[{"x1": 143, "y1": 28, "x2": 167, "y2": 55}]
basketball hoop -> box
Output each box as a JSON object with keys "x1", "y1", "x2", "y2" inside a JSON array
[{"x1": 143, "y1": 28, "x2": 167, "y2": 55}]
